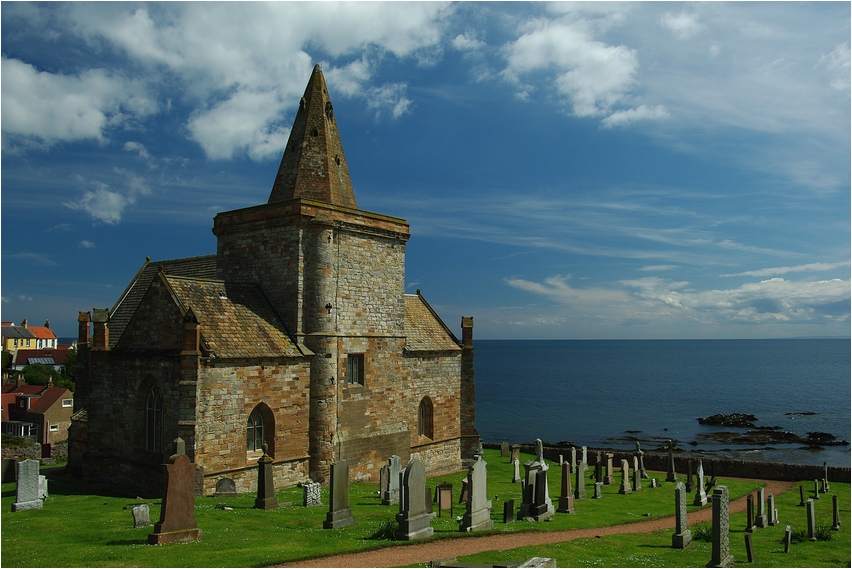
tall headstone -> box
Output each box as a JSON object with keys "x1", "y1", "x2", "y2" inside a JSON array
[
  {"x1": 382, "y1": 455, "x2": 402, "y2": 505},
  {"x1": 503, "y1": 499, "x2": 514, "y2": 523},
  {"x1": 38, "y1": 475, "x2": 48, "y2": 500},
  {"x1": 379, "y1": 465, "x2": 389, "y2": 497},
  {"x1": 501, "y1": 442, "x2": 511, "y2": 458},
  {"x1": 665, "y1": 439, "x2": 677, "y2": 482},
  {"x1": 436, "y1": 483, "x2": 453, "y2": 518},
  {"x1": 570, "y1": 447, "x2": 577, "y2": 470},
  {"x1": 254, "y1": 442, "x2": 278, "y2": 510},
  {"x1": 783, "y1": 525, "x2": 792, "y2": 553},
  {"x1": 634, "y1": 441, "x2": 648, "y2": 478},
  {"x1": 708, "y1": 486, "x2": 734, "y2": 568},
  {"x1": 754, "y1": 487, "x2": 767, "y2": 528},
  {"x1": 512, "y1": 458, "x2": 521, "y2": 483},
  {"x1": 671, "y1": 482, "x2": 692, "y2": 549},
  {"x1": 323, "y1": 461, "x2": 355, "y2": 529},
  {"x1": 459, "y1": 455, "x2": 494, "y2": 532},
  {"x1": 11, "y1": 459, "x2": 42, "y2": 512},
  {"x1": 581, "y1": 446, "x2": 588, "y2": 468},
  {"x1": 831, "y1": 494, "x2": 841, "y2": 531},
  {"x1": 632, "y1": 455, "x2": 642, "y2": 492},
  {"x1": 686, "y1": 459, "x2": 694, "y2": 493},
  {"x1": 148, "y1": 439, "x2": 202, "y2": 544},
  {"x1": 618, "y1": 459, "x2": 632, "y2": 495},
  {"x1": 823, "y1": 462, "x2": 830, "y2": 492},
  {"x1": 395, "y1": 460, "x2": 433, "y2": 540},
  {"x1": 574, "y1": 460, "x2": 587, "y2": 500},
  {"x1": 745, "y1": 494, "x2": 755, "y2": 532},
  {"x1": 744, "y1": 533, "x2": 754, "y2": 564},
  {"x1": 805, "y1": 498, "x2": 817, "y2": 541},
  {"x1": 604, "y1": 453, "x2": 615, "y2": 485},
  {"x1": 529, "y1": 469, "x2": 553, "y2": 521},
  {"x1": 510, "y1": 444, "x2": 520, "y2": 463},
  {"x1": 813, "y1": 479, "x2": 820, "y2": 500},
  {"x1": 557, "y1": 462, "x2": 575, "y2": 514},
  {"x1": 593, "y1": 481, "x2": 603, "y2": 498},
  {"x1": 767, "y1": 493, "x2": 778, "y2": 526},
  {"x1": 798, "y1": 484, "x2": 806, "y2": 507},
  {"x1": 594, "y1": 459, "x2": 602, "y2": 485},
  {"x1": 693, "y1": 459, "x2": 707, "y2": 506}
]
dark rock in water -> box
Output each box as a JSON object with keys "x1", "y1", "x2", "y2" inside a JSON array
[
  {"x1": 784, "y1": 411, "x2": 818, "y2": 416},
  {"x1": 806, "y1": 432, "x2": 836, "y2": 444},
  {"x1": 697, "y1": 413, "x2": 758, "y2": 428}
]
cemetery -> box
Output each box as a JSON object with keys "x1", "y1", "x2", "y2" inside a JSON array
[{"x1": 1, "y1": 447, "x2": 848, "y2": 567}]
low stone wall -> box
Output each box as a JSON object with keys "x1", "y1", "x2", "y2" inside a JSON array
[
  {"x1": 484, "y1": 442, "x2": 851, "y2": 483},
  {"x1": 2, "y1": 442, "x2": 68, "y2": 462}
]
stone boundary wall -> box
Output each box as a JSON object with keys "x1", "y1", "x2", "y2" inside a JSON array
[
  {"x1": 483, "y1": 442, "x2": 851, "y2": 483},
  {"x1": 2, "y1": 442, "x2": 68, "y2": 462}
]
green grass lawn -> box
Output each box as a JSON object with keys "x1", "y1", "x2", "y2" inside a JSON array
[{"x1": 1, "y1": 449, "x2": 847, "y2": 567}]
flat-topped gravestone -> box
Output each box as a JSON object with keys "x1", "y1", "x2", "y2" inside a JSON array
[
  {"x1": 1, "y1": 458, "x2": 15, "y2": 483},
  {"x1": 754, "y1": 487, "x2": 767, "y2": 528},
  {"x1": 604, "y1": 453, "x2": 615, "y2": 485},
  {"x1": 686, "y1": 459, "x2": 694, "y2": 493},
  {"x1": 395, "y1": 460, "x2": 433, "y2": 540},
  {"x1": 511, "y1": 444, "x2": 520, "y2": 463},
  {"x1": 768, "y1": 493, "x2": 778, "y2": 526},
  {"x1": 632, "y1": 456, "x2": 642, "y2": 492},
  {"x1": 214, "y1": 478, "x2": 237, "y2": 498},
  {"x1": 672, "y1": 482, "x2": 692, "y2": 549},
  {"x1": 693, "y1": 460, "x2": 707, "y2": 506},
  {"x1": 501, "y1": 442, "x2": 510, "y2": 458},
  {"x1": 436, "y1": 483, "x2": 453, "y2": 517},
  {"x1": 512, "y1": 458, "x2": 521, "y2": 483},
  {"x1": 38, "y1": 475, "x2": 48, "y2": 500},
  {"x1": 619, "y1": 459, "x2": 632, "y2": 495},
  {"x1": 324, "y1": 461, "x2": 355, "y2": 529},
  {"x1": 831, "y1": 494, "x2": 841, "y2": 531},
  {"x1": 303, "y1": 482, "x2": 321, "y2": 506},
  {"x1": 148, "y1": 440, "x2": 202, "y2": 545},
  {"x1": 708, "y1": 486, "x2": 733, "y2": 568},
  {"x1": 806, "y1": 499, "x2": 817, "y2": 541},
  {"x1": 665, "y1": 440, "x2": 677, "y2": 482},
  {"x1": 379, "y1": 465, "x2": 389, "y2": 497},
  {"x1": 745, "y1": 494, "x2": 755, "y2": 532},
  {"x1": 12, "y1": 459, "x2": 42, "y2": 512},
  {"x1": 557, "y1": 462, "x2": 575, "y2": 514},
  {"x1": 382, "y1": 455, "x2": 402, "y2": 505},
  {"x1": 254, "y1": 443, "x2": 278, "y2": 510},
  {"x1": 503, "y1": 499, "x2": 514, "y2": 523},
  {"x1": 132, "y1": 504, "x2": 152, "y2": 528},
  {"x1": 459, "y1": 455, "x2": 493, "y2": 532},
  {"x1": 574, "y1": 460, "x2": 587, "y2": 500}
]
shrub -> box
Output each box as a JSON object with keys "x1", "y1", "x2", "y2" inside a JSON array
[
  {"x1": 367, "y1": 519, "x2": 398, "y2": 540},
  {"x1": 692, "y1": 523, "x2": 712, "y2": 542}
]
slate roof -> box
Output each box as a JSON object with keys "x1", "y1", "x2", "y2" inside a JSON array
[
  {"x1": 165, "y1": 276, "x2": 306, "y2": 359},
  {"x1": 2, "y1": 326, "x2": 35, "y2": 340},
  {"x1": 108, "y1": 255, "x2": 218, "y2": 348},
  {"x1": 404, "y1": 293, "x2": 461, "y2": 353}
]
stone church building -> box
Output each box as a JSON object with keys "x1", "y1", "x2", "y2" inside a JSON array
[{"x1": 69, "y1": 65, "x2": 479, "y2": 497}]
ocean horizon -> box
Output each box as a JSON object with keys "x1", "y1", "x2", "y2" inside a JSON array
[{"x1": 474, "y1": 338, "x2": 850, "y2": 468}]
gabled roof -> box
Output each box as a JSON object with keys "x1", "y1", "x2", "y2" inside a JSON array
[
  {"x1": 27, "y1": 387, "x2": 71, "y2": 414},
  {"x1": 268, "y1": 64, "x2": 357, "y2": 209},
  {"x1": 2, "y1": 326, "x2": 35, "y2": 340},
  {"x1": 28, "y1": 326, "x2": 56, "y2": 340},
  {"x1": 404, "y1": 293, "x2": 462, "y2": 353},
  {"x1": 164, "y1": 276, "x2": 307, "y2": 359},
  {"x1": 14, "y1": 347, "x2": 71, "y2": 365},
  {"x1": 108, "y1": 255, "x2": 218, "y2": 348}
]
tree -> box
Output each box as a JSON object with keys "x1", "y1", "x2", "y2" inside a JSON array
[{"x1": 2, "y1": 351, "x2": 12, "y2": 370}]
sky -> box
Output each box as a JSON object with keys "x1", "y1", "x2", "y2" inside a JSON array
[{"x1": 1, "y1": 2, "x2": 850, "y2": 340}]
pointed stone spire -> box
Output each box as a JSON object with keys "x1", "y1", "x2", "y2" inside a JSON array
[{"x1": 268, "y1": 64, "x2": 357, "y2": 209}]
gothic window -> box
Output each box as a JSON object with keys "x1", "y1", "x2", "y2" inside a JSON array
[
  {"x1": 145, "y1": 385, "x2": 164, "y2": 452},
  {"x1": 418, "y1": 396, "x2": 434, "y2": 439},
  {"x1": 247, "y1": 409, "x2": 264, "y2": 452},
  {"x1": 347, "y1": 354, "x2": 364, "y2": 385}
]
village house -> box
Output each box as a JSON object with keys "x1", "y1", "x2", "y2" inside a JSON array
[
  {"x1": 69, "y1": 65, "x2": 479, "y2": 497},
  {"x1": 2, "y1": 378, "x2": 74, "y2": 446},
  {"x1": 2, "y1": 320, "x2": 58, "y2": 352}
]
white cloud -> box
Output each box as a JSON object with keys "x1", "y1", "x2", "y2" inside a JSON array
[
  {"x1": 79, "y1": 240, "x2": 96, "y2": 249},
  {"x1": 660, "y1": 12, "x2": 706, "y2": 40},
  {"x1": 452, "y1": 33, "x2": 485, "y2": 52},
  {"x1": 602, "y1": 104, "x2": 669, "y2": 128},
  {"x1": 64, "y1": 170, "x2": 152, "y2": 224},
  {"x1": 123, "y1": 141, "x2": 151, "y2": 160},
  {"x1": 816, "y1": 43, "x2": 851, "y2": 91},
  {"x1": 721, "y1": 261, "x2": 851, "y2": 278},
  {"x1": 507, "y1": 275, "x2": 629, "y2": 305}
]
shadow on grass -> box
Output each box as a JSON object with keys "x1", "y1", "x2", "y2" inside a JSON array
[
  {"x1": 105, "y1": 539, "x2": 148, "y2": 546},
  {"x1": 637, "y1": 544, "x2": 674, "y2": 549},
  {"x1": 2, "y1": 489, "x2": 15, "y2": 498}
]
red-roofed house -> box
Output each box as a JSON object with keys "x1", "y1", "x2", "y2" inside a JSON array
[
  {"x1": 10, "y1": 346, "x2": 72, "y2": 371},
  {"x1": 2, "y1": 380, "x2": 73, "y2": 444}
]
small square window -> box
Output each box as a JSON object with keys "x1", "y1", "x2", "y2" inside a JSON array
[
  {"x1": 347, "y1": 354, "x2": 365, "y2": 385},
  {"x1": 49, "y1": 425, "x2": 59, "y2": 432}
]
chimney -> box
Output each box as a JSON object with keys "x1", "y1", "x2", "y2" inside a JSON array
[
  {"x1": 91, "y1": 308, "x2": 110, "y2": 350},
  {"x1": 47, "y1": 376, "x2": 53, "y2": 388},
  {"x1": 44, "y1": 319, "x2": 50, "y2": 329},
  {"x1": 181, "y1": 308, "x2": 201, "y2": 355},
  {"x1": 21, "y1": 318, "x2": 28, "y2": 329},
  {"x1": 461, "y1": 316, "x2": 474, "y2": 348},
  {"x1": 78, "y1": 312, "x2": 91, "y2": 347}
]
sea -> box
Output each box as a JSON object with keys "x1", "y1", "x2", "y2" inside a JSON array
[{"x1": 474, "y1": 339, "x2": 851, "y2": 468}]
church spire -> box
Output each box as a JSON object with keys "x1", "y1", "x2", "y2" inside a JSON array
[{"x1": 268, "y1": 64, "x2": 357, "y2": 209}]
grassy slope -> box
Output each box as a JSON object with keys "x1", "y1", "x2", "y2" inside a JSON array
[{"x1": 0, "y1": 449, "x2": 846, "y2": 567}]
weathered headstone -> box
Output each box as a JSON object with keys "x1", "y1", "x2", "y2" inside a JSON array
[
  {"x1": 798, "y1": 484, "x2": 806, "y2": 507},
  {"x1": 558, "y1": 454, "x2": 563, "y2": 465},
  {"x1": 574, "y1": 460, "x2": 587, "y2": 500},
  {"x1": 744, "y1": 533, "x2": 754, "y2": 563},
  {"x1": 510, "y1": 444, "x2": 520, "y2": 463},
  {"x1": 382, "y1": 455, "x2": 402, "y2": 505},
  {"x1": 671, "y1": 482, "x2": 692, "y2": 549},
  {"x1": 214, "y1": 478, "x2": 237, "y2": 498},
  {"x1": 708, "y1": 486, "x2": 734, "y2": 568},
  {"x1": 806, "y1": 498, "x2": 817, "y2": 541},
  {"x1": 651, "y1": 478, "x2": 660, "y2": 488},
  {"x1": 12, "y1": 459, "x2": 42, "y2": 512},
  {"x1": 395, "y1": 460, "x2": 434, "y2": 540},
  {"x1": 783, "y1": 525, "x2": 792, "y2": 553},
  {"x1": 132, "y1": 504, "x2": 152, "y2": 528},
  {"x1": 148, "y1": 439, "x2": 202, "y2": 544},
  {"x1": 604, "y1": 453, "x2": 615, "y2": 485},
  {"x1": 813, "y1": 478, "x2": 820, "y2": 499},
  {"x1": 503, "y1": 499, "x2": 514, "y2": 523},
  {"x1": 619, "y1": 459, "x2": 632, "y2": 495},
  {"x1": 665, "y1": 439, "x2": 677, "y2": 482},
  {"x1": 254, "y1": 443, "x2": 278, "y2": 510},
  {"x1": 459, "y1": 477, "x2": 469, "y2": 504},
  {"x1": 512, "y1": 457, "x2": 521, "y2": 483},
  {"x1": 529, "y1": 469, "x2": 552, "y2": 521},
  {"x1": 436, "y1": 483, "x2": 453, "y2": 518},
  {"x1": 693, "y1": 459, "x2": 707, "y2": 506},
  {"x1": 379, "y1": 465, "x2": 389, "y2": 497},
  {"x1": 745, "y1": 493, "x2": 755, "y2": 532},
  {"x1": 303, "y1": 482, "x2": 321, "y2": 506},
  {"x1": 767, "y1": 493, "x2": 778, "y2": 526},
  {"x1": 823, "y1": 462, "x2": 830, "y2": 492},
  {"x1": 632, "y1": 456, "x2": 642, "y2": 492},
  {"x1": 323, "y1": 461, "x2": 355, "y2": 529},
  {"x1": 594, "y1": 456, "x2": 602, "y2": 484},
  {"x1": 38, "y1": 475, "x2": 48, "y2": 500},
  {"x1": 557, "y1": 462, "x2": 575, "y2": 514},
  {"x1": 459, "y1": 455, "x2": 493, "y2": 532},
  {"x1": 754, "y1": 487, "x2": 767, "y2": 528},
  {"x1": 593, "y1": 481, "x2": 603, "y2": 499},
  {"x1": 501, "y1": 442, "x2": 510, "y2": 458},
  {"x1": 570, "y1": 447, "x2": 577, "y2": 470},
  {"x1": 581, "y1": 446, "x2": 588, "y2": 468},
  {"x1": 831, "y1": 494, "x2": 841, "y2": 530},
  {"x1": 634, "y1": 441, "x2": 648, "y2": 478},
  {"x1": 686, "y1": 459, "x2": 694, "y2": 493}
]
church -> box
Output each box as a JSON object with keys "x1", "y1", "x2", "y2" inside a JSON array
[{"x1": 68, "y1": 65, "x2": 479, "y2": 497}]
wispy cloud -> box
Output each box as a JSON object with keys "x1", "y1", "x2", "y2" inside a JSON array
[{"x1": 721, "y1": 261, "x2": 851, "y2": 278}]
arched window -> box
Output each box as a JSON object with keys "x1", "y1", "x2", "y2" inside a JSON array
[
  {"x1": 145, "y1": 385, "x2": 164, "y2": 452},
  {"x1": 247, "y1": 408, "x2": 265, "y2": 452},
  {"x1": 418, "y1": 396, "x2": 434, "y2": 439}
]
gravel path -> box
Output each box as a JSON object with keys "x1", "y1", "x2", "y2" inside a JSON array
[{"x1": 278, "y1": 479, "x2": 795, "y2": 568}]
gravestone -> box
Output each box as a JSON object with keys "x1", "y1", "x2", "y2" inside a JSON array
[
  {"x1": 754, "y1": 487, "x2": 767, "y2": 528},
  {"x1": 813, "y1": 478, "x2": 820, "y2": 499},
  {"x1": 604, "y1": 453, "x2": 615, "y2": 485},
  {"x1": 651, "y1": 478, "x2": 660, "y2": 488},
  {"x1": 744, "y1": 533, "x2": 754, "y2": 564},
  {"x1": 303, "y1": 482, "x2": 321, "y2": 506},
  {"x1": 632, "y1": 456, "x2": 642, "y2": 492},
  {"x1": 806, "y1": 498, "x2": 817, "y2": 541},
  {"x1": 783, "y1": 525, "x2": 792, "y2": 553},
  {"x1": 324, "y1": 461, "x2": 355, "y2": 529},
  {"x1": 570, "y1": 447, "x2": 577, "y2": 470},
  {"x1": 254, "y1": 443, "x2": 278, "y2": 510},
  {"x1": 686, "y1": 459, "x2": 694, "y2": 493},
  {"x1": 459, "y1": 477, "x2": 469, "y2": 504},
  {"x1": 459, "y1": 455, "x2": 493, "y2": 532},
  {"x1": 823, "y1": 462, "x2": 830, "y2": 492},
  {"x1": 634, "y1": 441, "x2": 648, "y2": 478},
  {"x1": 798, "y1": 484, "x2": 806, "y2": 507},
  {"x1": 132, "y1": 504, "x2": 152, "y2": 528},
  {"x1": 693, "y1": 460, "x2": 707, "y2": 506},
  {"x1": 519, "y1": 439, "x2": 553, "y2": 519},
  {"x1": 214, "y1": 478, "x2": 237, "y2": 498},
  {"x1": 512, "y1": 458, "x2": 521, "y2": 483},
  {"x1": 38, "y1": 475, "x2": 48, "y2": 500},
  {"x1": 593, "y1": 481, "x2": 603, "y2": 499},
  {"x1": 594, "y1": 456, "x2": 602, "y2": 484},
  {"x1": 501, "y1": 442, "x2": 510, "y2": 458},
  {"x1": 767, "y1": 493, "x2": 778, "y2": 526},
  {"x1": 12, "y1": 459, "x2": 42, "y2": 512},
  {"x1": 529, "y1": 469, "x2": 552, "y2": 521},
  {"x1": 379, "y1": 465, "x2": 389, "y2": 497},
  {"x1": 503, "y1": 499, "x2": 514, "y2": 523},
  {"x1": 148, "y1": 439, "x2": 202, "y2": 544},
  {"x1": 395, "y1": 460, "x2": 434, "y2": 540},
  {"x1": 436, "y1": 483, "x2": 453, "y2": 517},
  {"x1": 707, "y1": 486, "x2": 734, "y2": 568},
  {"x1": 556, "y1": 462, "x2": 575, "y2": 514},
  {"x1": 510, "y1": 444, "x2": 520, "y2": 463},
  {"x1": 665, "y1": 440, "x2": 677, "y2": 482},
  {"x1": 822, "y1": 478, "x2": 828, "y2": 493},
  {"x1": 581, "y1": 446, "x2": 588, "y2": 469},
  {"x1": 619, "y1": 459, "x2": 631, "y2": 495},
  {"x1": 745, "y1": 494, "x2": 755, "y2": 532},
  {"x1": 831, "y1": 494, "x2": 841, "y2": 531},
  {"x1": 574, "y1": 460, "x2": 587, "y2": 500},
  {"x1": 382, "y1": 455, "x2": 402, "y2": 505},
  {"x1": 671, "y1": 482, "x2": 692, "y2": 549}
]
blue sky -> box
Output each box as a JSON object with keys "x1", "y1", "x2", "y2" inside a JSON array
[{"x1": 2, "y1": 2, "x2": 849, "y2": 340}]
